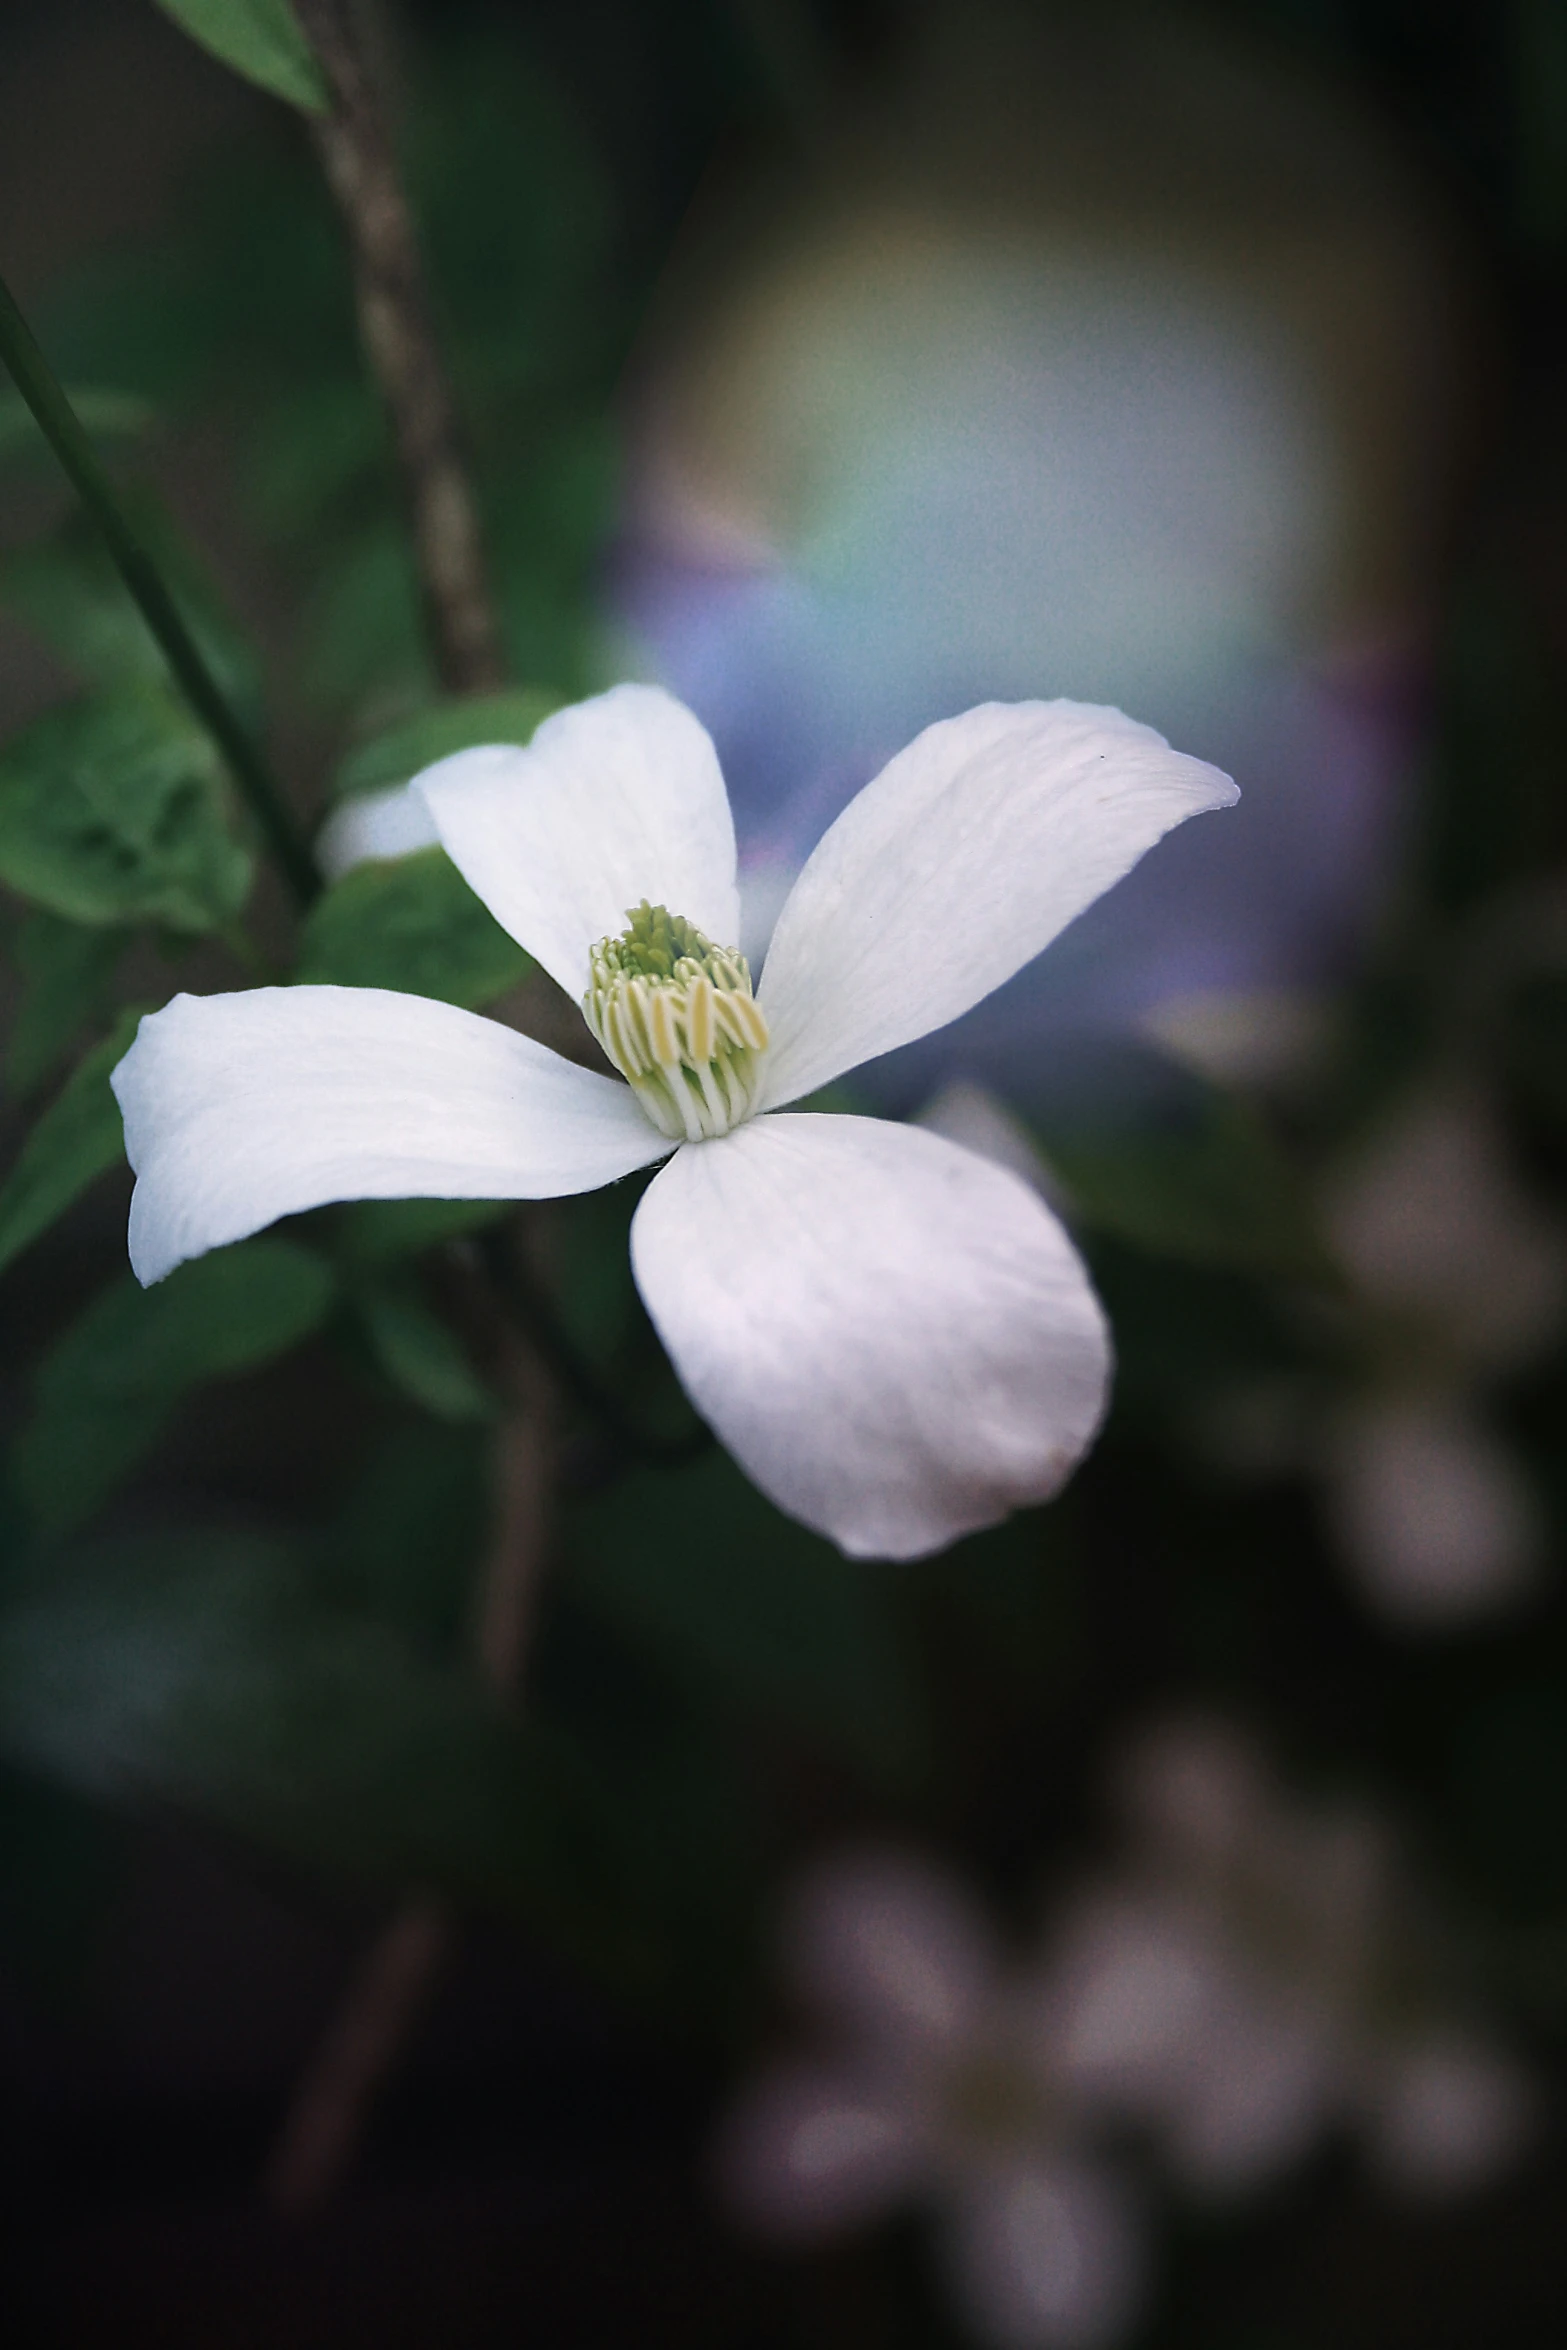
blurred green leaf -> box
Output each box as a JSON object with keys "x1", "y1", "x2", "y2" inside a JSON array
[
  {"x1": 323, "y1": 1421, "x2": 488, "y2": 1649},
  {"x1": 296, "y1": 846, "x2": 530, "y2": 1006},
  {"x1": 411, "y1": 41, "x2": 614, "y2": 397},
  {"x1": 4, "y1": 909, "x2": 129, "y2": 1095},
  {"x1": 0, "y1": 681, "x2": 254, "y2": 932},
  {"x1": 0, "y1": 1007, "x2": 144, "y2": 1279},
  {"x1": 0, "y1": 1759, "x2": 124, "y2": 2010},
  {"x1": 0, "y1": 1534, "x2": 589, "y2": 1916},
  {"x1": 14, "y1": 1239, "x2": 336, "y2": 1532},
  {"x1": 151, "y1": 0, "x2": 327, "y2": 112},
  {"x1": 1043, "y1": 1085, "x2": 1324, "y2": 1276},
  {"x1": 242, "y1": 377, "x2": 383, "y2": 534},
  {"x1": 354, "y1": 1276, "x2": 496, "y2": 1423},
  {"x1": 2, "y1": 509, "x2": 260, "y2": 715},
  {"x1": 0, "y1": 386, "x2": 153, "y2": 465},
  {"x1": 295, "y1": 515, "x2": 425, "y2": 713},
  {"x1": 528, "y1": 1593, "x2": 763, "y2": 2009},
  {"x1": 337, "y1": 1194, "x2": 508, "y2": 1263},
  {"x1": 568, "y1": 1452, "x2": 927, "y2": 1784},
  {"x1": 1088, "y1": 1242, "x2": 1304, "y2": 1417},
  {"x1": 331, "y1": 687, "x2": 564, "y2": 800}
]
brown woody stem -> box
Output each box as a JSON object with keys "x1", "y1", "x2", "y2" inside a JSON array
[
  {"x1": 266, "y1": 1340, "x2": 557, "y2": 2214},
  {"x1": 268, "y1": 13, "x2": 556, "y2": 2206},
  {"x1": 292, "y1": 0, "x2": 506, "y2": 694}
]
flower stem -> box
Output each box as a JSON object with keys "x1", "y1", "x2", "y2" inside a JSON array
[
  {"x1": 291, "y1": 0, "x2": 507, "y2": 695},
  {"x1": 265, "y1": 10, "x2": 548, "y2": 2212},
  {"x1": 265, "y1": 1369, "x2": 554, "y2": 2215},
  {"x1": 262, "y1": 1897, "x2": 452, "y2": 2212},
  {"x1": 0, "y1": 269, "x2": 321, "y2": 909}
]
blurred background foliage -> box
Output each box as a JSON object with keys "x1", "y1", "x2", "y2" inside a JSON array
[{"x1": 0, "y1": 0, "x2": 1565, "y2": 2344}]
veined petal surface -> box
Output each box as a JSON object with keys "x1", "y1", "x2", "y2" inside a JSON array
[
  {"x1": 114, "y1": 987, "x2": 666, "y2": 1284},
  {"x1": 630, "y1": 1114, "x2": 1110, "y2": 1560},
  {"x1": 756, "y1": 700, "x2": 1236, "y2": 1107},
  {"x1": 416, "y1": 683, "x2": 741, "y2": 1000}
]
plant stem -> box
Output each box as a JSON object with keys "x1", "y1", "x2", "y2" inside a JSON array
[
  {"x1": 0, "y1": 269, "x2": 321, "y2": 908},
  {"x1": 262, "y1": 1896, "x2": 452, "y2": 2211},
  {"x1": 292, "y1": 0, "x2": 507, "y2": 695},
  {"x1": 265, "y1": 1364, "x2": 555, "y2": 2215},
  {"x1": 266, "y1": 8, "x2": 551, "y2": 2213}
]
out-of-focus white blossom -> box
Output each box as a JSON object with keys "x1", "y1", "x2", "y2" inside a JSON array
[
  {"x1": 1197, "y1": 1083, "x2": 1564, "y2": 1624},
  {"x1": 1321, "y1": 1396, "x2": 1544, "y2": 1622},
  {"x1": 1046, "y1": 1718, "x2": 1534, "y2": 2196},
  {"x1": 717, "y1": 1852, "x2": 1147, "y2": 2350},
  {"x1": 1324, "y1": 1082, "x2": 1567, "y2": 1372},
  {"x1": 1360, "y1": 2030, "x2": 1537, "y2": 2196},
  {"x1": 1317, "y1": 1083, "x2": 1567, "y2": 1622}
]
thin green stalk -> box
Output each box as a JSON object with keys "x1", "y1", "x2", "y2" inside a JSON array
[{"x1": 0, "y1": 268, "x2": 321, "y2": 908}]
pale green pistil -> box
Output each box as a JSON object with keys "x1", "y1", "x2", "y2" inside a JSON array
[{"x1": 583, "y1": 899, "x2": 769, "y2": 1143}]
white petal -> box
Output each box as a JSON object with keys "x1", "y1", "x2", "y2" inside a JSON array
[
  {"x1": 1324, "y1": 1083, "x2": 1567, "y2": 1372},
  {"x1": 1046, "y1": 1887, "x2": 1234, "y2": 2117},
  {"x1": 1164, "y1": 1990, "x2": 1342, "y2": 2193},
  {"x1": 1361, "y1": 2034, "x2": 1535, "y2": 2197},
  {"x1": 914, "y1": 1079, "x2": 1065, "y2": 1207},
  {"x1": 756, "y1": 700, "x2": 1236, "y2": 1108},
  {"x1": 629, "y1": 1114, "x2": 1110, "y2": 1560},
  {"x1": 1113, "y1": 1716, "x2": 1270, "y2": 1862},
  {"x1": 113, "y1": 987, "x2": 666, "y2": 1284},
  {"x1": 315, "y1": 781, "x2": 440, "y2": 879},
  {"x1": 784, "y1": 1850, "x2": 999, "y2": 2051},
  {"x1": 715, "y1": 2060, "x2": 929, "y2": 2236},
  {"x1": 1322, "y1": 1397, "x2": 1544, "y2": 1625},
  {"x1": 941, "y1": 2160, "x2": 1148, "y2": 2350},
  {"x1": 415, "y1": 683, "x2": 741, "y2": 999}
]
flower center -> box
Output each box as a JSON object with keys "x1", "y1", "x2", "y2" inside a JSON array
[{"x1": 583, "y1": 900, "x2": 770, "y2": 1143}]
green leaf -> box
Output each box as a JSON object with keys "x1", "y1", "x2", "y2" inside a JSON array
[
  {"x1": 2, "y1": 509, "x2": 260, "y2": 715},
  {"x1": 1041, "y1": 1083, "x2": 1325, "y2": 1276},
  {"x1": 150, "y1": 0, "x2": 328, "y2": 113},
  {"x1": 354, "y1": 1277, "x2": 496, "y2": 1423},
  {"x1": 324, "y1": 1422, "x2": 489, "y2": 1649},
  {"x1": 4, "y1": 910, "x2": 129, "y2": 1096},
  {"x1": 337, "y1": 1195, "x2": 508, "y2": 1263},
  {"x1": 296, "y1": 847, "x2": 530, "y2": 1006},
  {"x1": 0, "y1": 1534, "x2": 584, "y2": 1913},
  {"x1": 0, "y1": 681, "x2": 254, "y2": 932},
  {"x1": 13, "y1": 1239, "x2": 336, "y2": 1532},
  {"x1": 0, "y1": 1008, "x2": 144, "y2": 1279},
  {"x1": 568, "y1": 1452, "x2": 927, "y2": 1784},
  {"x1": 331, "y1": 687, "x2": 565, "y2": 800},
  {"x1": 0, "y1": 386, "x2": 152, "y2": 465}
]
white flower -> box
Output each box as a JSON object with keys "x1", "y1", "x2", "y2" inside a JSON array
[
  {"x1": 111, "y1": 683, "x2": 1234, "y2": 1560},
  {"x1": 1318, "y1": 1082, "x2": 1567, "y2": 1622},
  {"x1": 316, "y1": 779, "x2": 441, "y2": 876},
  {"x1": 716, "y1": 1852, "x2": 1148, "y2": 2350},
  {"x1": 1048, "y1": 1719, "x2": 1535, "y2": 2199}
]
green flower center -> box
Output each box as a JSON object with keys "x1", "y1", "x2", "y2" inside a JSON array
[{"x1": 583, "y1": 900, "x2": 770, "y2": 1143}]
